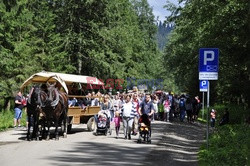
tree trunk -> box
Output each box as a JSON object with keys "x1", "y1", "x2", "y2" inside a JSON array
[{"x1": 4, "y1": 97, "x2": 11, "y2": 111}]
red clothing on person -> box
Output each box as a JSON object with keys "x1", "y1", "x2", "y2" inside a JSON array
[
  {"x1": 21, "y1": 99, "x2": 27, "y2": 106},
  {"x1": 163, "y1": 100, "x2": 171, "y2": 109},
  {"x1": 114, "y1": 116, "x2": 121, "y2": 127},
  {"x1": 133, "y1": 99, "x2": 140, "y2": 113}
]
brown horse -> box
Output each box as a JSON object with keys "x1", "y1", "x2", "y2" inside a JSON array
[{"x1": 40, "y1": 82, "x2": 68, "y2": 140}]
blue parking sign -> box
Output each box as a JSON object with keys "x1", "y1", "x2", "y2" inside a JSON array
[
  {"x1": 200, "y1": 80, "x2": 208, "y2": 92},
  {"x1": 199, "y1": 48, "x2": 219, "y2": 80}
]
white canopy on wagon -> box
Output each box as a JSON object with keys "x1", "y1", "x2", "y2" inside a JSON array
[{"x1": 20, "y1": 71, "x2": 104, "y2": 94}]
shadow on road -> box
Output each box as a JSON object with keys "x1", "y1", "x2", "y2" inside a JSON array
[
  {"x1": 143, "y1": 120, "x2": 206, "y2": 166},
  {"x1": 14, "y1": 126, "x2": 89, "y2": 141},
  {"x1": 44, "y1": 122, "x2": 166, "y2": 166},
  {"x1": 43, "y1": 121, "x2": 205, "y2": 166},
  {"x1": 46, "y1": 141, "x2": 153, "y2": 166}
]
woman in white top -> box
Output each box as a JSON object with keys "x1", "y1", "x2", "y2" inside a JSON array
[
  {"x1": 113, "y1": 95, "x2": 121, "y2": 112},
  {"x1": 121, "y1": 95, "x2": 137, "y2": 140},
  {"x1": 152, "y1": 95, "x2": 159, "y2": 120}
]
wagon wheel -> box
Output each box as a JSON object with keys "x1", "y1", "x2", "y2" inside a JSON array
[{"x1": 87, "y1": 117, "x2": 96, "y2": 131}]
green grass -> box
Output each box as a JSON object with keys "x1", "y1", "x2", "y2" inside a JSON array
[
  {"x1": 197, "y1": 117, "x2": 207, "y2": 123},
  {"x1": 198, "y1": 104, "x2": 249, "y2": 124},
  {"x1": 198, "y1": 104, "x2": 250, "y2": 166},
  {"x1": 199, "y1": 124, "x2": 250, "y2": 166},
  {"x1": 0, "y1": 110, "x2": 27, "y2": 131}
]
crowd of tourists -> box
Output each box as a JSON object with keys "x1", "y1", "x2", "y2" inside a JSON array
[
  {"x1": 14, "y1": 85, "x2": 230, "y2": 139},
  {"x1": 67, "y1": 86, "x2": 205, "y2": 140}
]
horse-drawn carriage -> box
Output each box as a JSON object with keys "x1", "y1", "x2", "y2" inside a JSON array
[{"x1": 21, "y1": 71, "x2": 104, "y2": 140}]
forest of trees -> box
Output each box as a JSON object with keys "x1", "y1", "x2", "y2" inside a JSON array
[
  {"x1": 0, "y1": 0, "x2": 249, "y2": 110},
  {"x1": 156, "y1": 21, "x2": 173, "y2": 51},
  {"x1": 0, "y1": 0, "x2": 164, "y2": 109},
  {"x1": 163, "y1": 0, "x2": 249, "y2": 106}
]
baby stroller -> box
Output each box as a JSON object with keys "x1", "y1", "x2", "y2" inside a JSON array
[
  {"x1": 95, "y1": 110, "x2": 112, "y2": 136},
  {"x1": 137, "y1": 114, "x2": 151, "y2": 144}
]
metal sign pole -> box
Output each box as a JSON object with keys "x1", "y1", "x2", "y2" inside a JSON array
[
  {"x1": 206, "y1": 81, "x2": 210, "y2": 149},
  {"x1": 199, "y1": 48, "x2": 219, "y2": 150},
  {"x1": 202, "y1": 92, "x2": 205, "y2": 119}
]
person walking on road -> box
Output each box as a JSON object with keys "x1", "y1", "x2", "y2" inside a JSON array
[
  {"x1": 193, "y1": 96, "x2": 201, "y2": 120},
  {"x1": 121, "y1": 95, "x2": 137, "y2": 140},
  {"x1": 138, "y1": 94, "x2": 154, "y2": 118},
  {"x1": 163, "y1": 96, "x2": 171, "y2": 122},
  {"x1": 132, "y1": 93, "x2": 140, "y2": 135},
  {"x1": 138, "y1": 94, "x2": 154, "y2": 137},
  {"x1": 179, "y1": 95, "x2": 186, "y2": 122},
  {"x1": 114, "y1": 111, "x2": 121, "y2": 139},
  {"x1": 14, "y1": 91, "x2": 24, "y2": 128},
  {"x1": 152, "y1": 95, "x2": 159, "y2": 120},
  {"x1": 185, "y1": 98, "x2": 193, "y2": 123}
]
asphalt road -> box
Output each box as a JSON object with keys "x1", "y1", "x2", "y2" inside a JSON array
[{"x1": 0, "y1": 120, "x2": 205, "y2": 166}]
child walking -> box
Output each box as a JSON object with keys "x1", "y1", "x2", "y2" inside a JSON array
[
  {"x1": 163, "y1": 96, "x2": 171, "y2": 122},
  {"x1": 114, "y1": 111, "x2": 121, "y2": 139}
]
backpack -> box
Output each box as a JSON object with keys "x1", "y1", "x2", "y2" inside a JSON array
[{"x1": 179, "y1": 99, "x2": 185, "y2": 109}]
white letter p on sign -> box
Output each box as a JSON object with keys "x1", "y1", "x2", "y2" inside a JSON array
[
  {"x1": 202, "y1": 81, "x2": 207, "y2": 86},
  {"x1": 204, "y1": 51, "x2": 214, "y2": 65}
]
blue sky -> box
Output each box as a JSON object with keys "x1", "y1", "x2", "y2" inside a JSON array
[{"x1": 147, "y1": 0, "x2": 178, "y2": 22}]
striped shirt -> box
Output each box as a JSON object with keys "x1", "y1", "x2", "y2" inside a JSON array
[{"x1": 121, "y1": 101, "x2": 137, "y2": 118}]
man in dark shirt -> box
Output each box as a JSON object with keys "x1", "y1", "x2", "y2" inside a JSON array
[
  {"x1": 138, "y1": 94, "x2": 154, "y2": 117},
  {"x1": 14, "y1": 91, "x2": 24, "y2": 128},
  {"x1": 138, "y1": 93, "x2": 154, "y2": 137}
]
